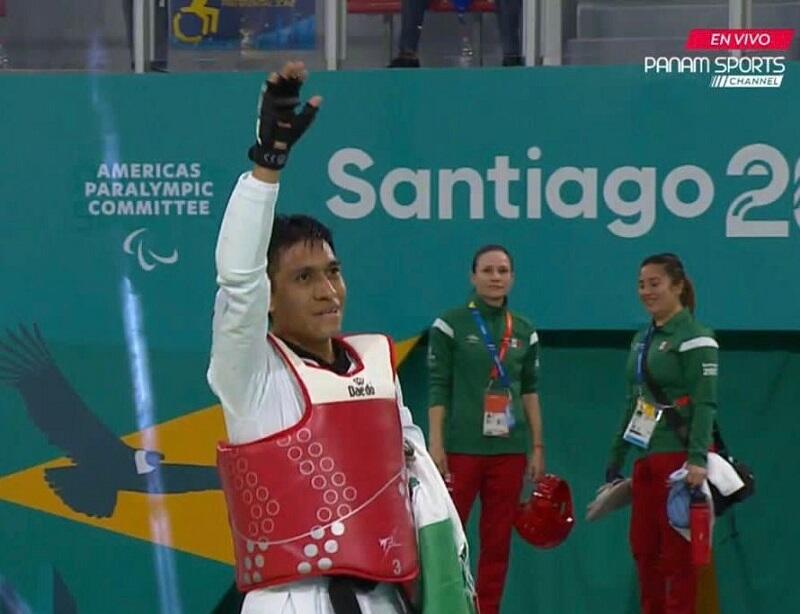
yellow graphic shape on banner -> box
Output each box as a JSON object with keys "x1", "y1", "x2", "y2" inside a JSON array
[
  {"x1": 394, "y1": 335, "x2": 420, "y2": 367},
  {"x1": 0, "y1": 404, "x2": 234, "y2": 563},
  {"x1": 696, "y1": 558, "x2": 720, "y2": 614},
  {"x1": 0, "y1": 335, "x2": 422, "y2": 563}
]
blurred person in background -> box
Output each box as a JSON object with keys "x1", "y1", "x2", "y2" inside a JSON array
[{"x1": 390, "y1": 0, "x2": 523, "y2": 67}]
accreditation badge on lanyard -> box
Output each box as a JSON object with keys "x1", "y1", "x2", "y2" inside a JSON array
[
  {"x1": 469, "y1": 304, "x2": 515, "y2": 438},
  {"x1": 483, "y1": 387, "x2": 512, "y2": 437},
  {"x1": 623, "y1": 325, "x2": 663, "y2": 449},
  {"x1": 623, "y1": 397, "x2": 663, "y2": 449}
]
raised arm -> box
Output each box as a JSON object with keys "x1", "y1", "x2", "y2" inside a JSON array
[{"x1": 208, "y1": 61, "x2": 321, "y2": 419}]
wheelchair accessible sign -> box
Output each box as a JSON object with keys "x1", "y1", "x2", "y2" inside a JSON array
[{"x1": 170, "y1": 0, "x2": 315, "y2": 50}]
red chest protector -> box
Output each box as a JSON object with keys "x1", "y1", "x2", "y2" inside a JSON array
[{"x1": 217, "y1": 334, "x2": 419, "y2": 592}]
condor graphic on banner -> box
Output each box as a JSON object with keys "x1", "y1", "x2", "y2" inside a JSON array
[{"x1": 170, "y1": 0, "x2": 314, "y2": 49}]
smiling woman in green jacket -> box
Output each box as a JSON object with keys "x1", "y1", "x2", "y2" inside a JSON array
[
  {"x1": 427, "y1": 244, "x2": 545, "y2": 614},
  {"x1": 607, "y1": 253, "x2": 719, "y2": 614}
]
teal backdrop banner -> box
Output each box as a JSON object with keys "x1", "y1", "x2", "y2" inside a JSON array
[
  {"x1": 0, "y1": 66, "x2": 798, "y2": 613},
  {"x1": 1, "y1": 66, "x2": 799, "y2": 346}
]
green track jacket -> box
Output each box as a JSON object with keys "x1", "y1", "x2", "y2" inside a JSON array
[{"x1": 428, "y1": 295, "x2": 540, "y2": 455}]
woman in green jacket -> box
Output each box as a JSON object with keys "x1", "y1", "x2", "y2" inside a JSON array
[
  {"x1": 427, "y1": 244, "x2": 545, "y2": 614},
  {"x1": 607, "y1": 253, "x2": 719, "y2": 614}
]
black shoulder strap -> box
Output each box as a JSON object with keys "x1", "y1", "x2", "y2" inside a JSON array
[
  {"x1": 642, "y1": 361, "x2": 690, "y2": 446},
  {"x1": 641, "y1": 341, "x2": 727, "y2": 455}
]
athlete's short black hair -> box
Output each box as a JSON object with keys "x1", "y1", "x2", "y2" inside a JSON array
[{"x1": 267, "y1": 214, "x2": 335, "y2": 278}]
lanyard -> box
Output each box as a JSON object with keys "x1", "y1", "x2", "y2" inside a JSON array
[
  {"x1": 635, "y1": 324, "x2": 656, "y2": 386},
  {"x1": 468, "y1": 302, "x2": 513, "y2": 389}
]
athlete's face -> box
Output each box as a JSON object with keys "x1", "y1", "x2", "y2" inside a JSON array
[
  {"x1": 638, "y1": 264, "x2": 683, "y2": 320},
  {"x1": 269, "y1": 240, "x2": 346, "y2": 354},
  {"x1": 471, "y1": 251, "x2": 514, "y2": 304}
]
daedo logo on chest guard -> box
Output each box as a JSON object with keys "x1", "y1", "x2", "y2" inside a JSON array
[{"x1": 348, "y1": 376, "x2": 376, "y2": 398}]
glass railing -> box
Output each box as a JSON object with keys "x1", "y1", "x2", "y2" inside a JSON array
[
  {"x1": 0, "y1": 1, "x2": 796, "y2": 72},
  {"x1": 0, "y1": 0, "x2": 137, "y2": 71}
]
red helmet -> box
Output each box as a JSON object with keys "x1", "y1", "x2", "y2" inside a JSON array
[{"x1": 514, "y1": 474, "x2": 575, "y2": 549}]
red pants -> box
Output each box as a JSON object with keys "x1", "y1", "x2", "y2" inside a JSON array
[
  {"x1": 447, "y1": 453, "x2": 526, "y2": 614},
  {"x1": 631, "y1": 452, "x2": 696, "y2": 614}
]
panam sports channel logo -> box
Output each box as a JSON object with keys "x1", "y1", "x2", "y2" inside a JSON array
[{"x1": 644, "y1": 28, "x2": 795, "y2": 88}]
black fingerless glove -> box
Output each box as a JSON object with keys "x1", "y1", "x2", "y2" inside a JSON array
[{"x1": 248, "y1": 74, "x2": 318, "y2": 170}]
